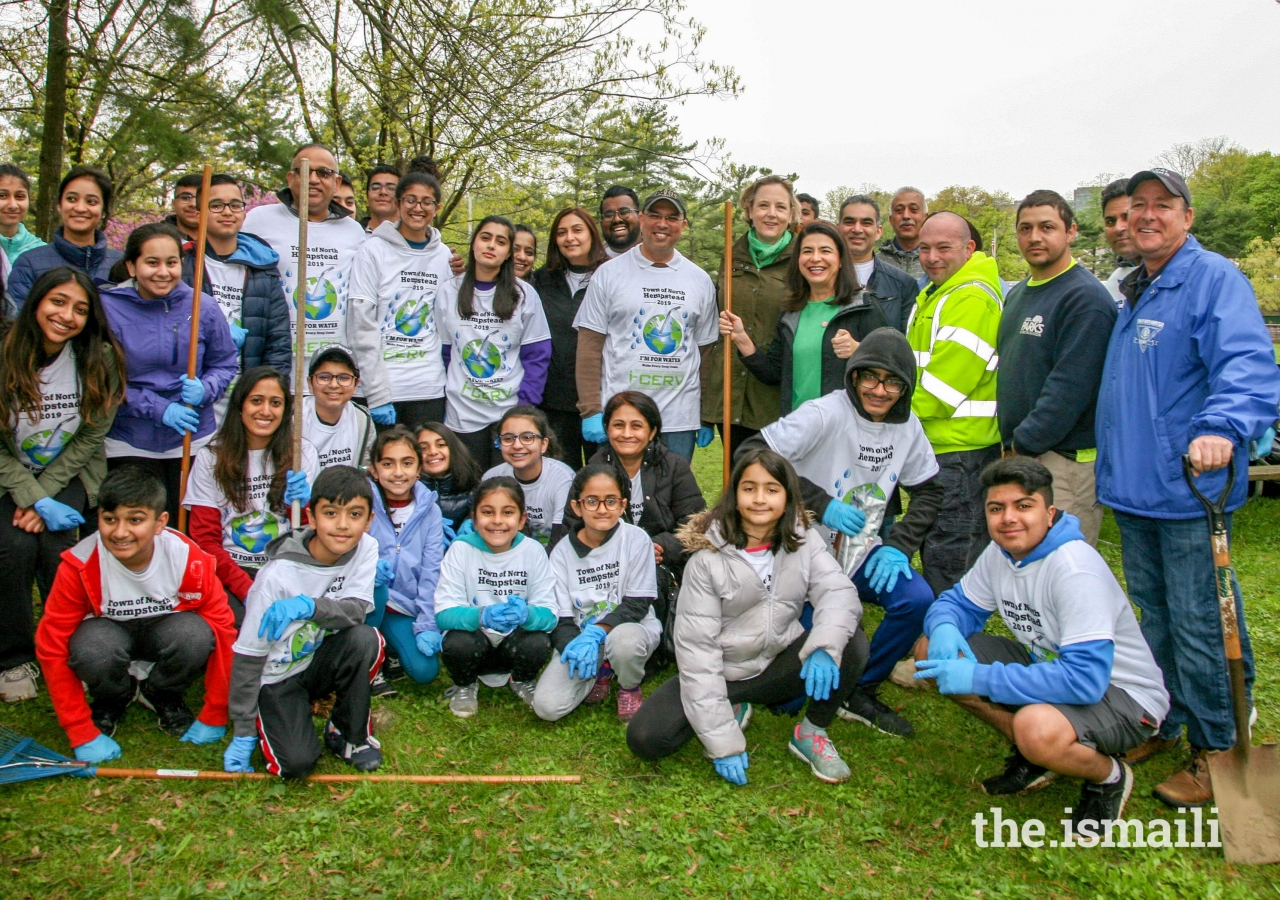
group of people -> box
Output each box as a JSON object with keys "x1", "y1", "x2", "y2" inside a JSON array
[{"x1": 0, "y1": 146, "x2": 1276, "y2": 836}]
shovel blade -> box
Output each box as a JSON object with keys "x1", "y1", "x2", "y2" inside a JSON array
[{"x1": 1208, "y1": 742, "x2": 1280, "y2": 864}]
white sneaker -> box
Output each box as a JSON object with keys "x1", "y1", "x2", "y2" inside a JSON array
[
  {"x1": 448, "y1": 682, "x2": 479, "y2": 718},
  {"x1": 0, "y1": 662, "x2": 39, "y2": 703},
  {"x1": 510, "y1": 680, "x2": 536, "y2": 707}
]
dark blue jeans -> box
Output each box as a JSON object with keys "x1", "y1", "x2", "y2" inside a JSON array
[
  {"x1": 660, "y1": 430, "x2": 696, "y2": 463},
  {"x1": 853, "y1": 546, "x2": 936, "y2": 687},
  {"x1": 1113, "y1": 510, "x2": 1255, "y2": 751}
]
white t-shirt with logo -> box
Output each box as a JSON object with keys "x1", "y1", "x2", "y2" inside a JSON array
[
  {"x1": 572, "y1": 246, "x2": 718, "y2": 432},
  {"x1": 761, "y1": 390, "x2": 939, "y2": 569},
  {"x1": 629, "y1": 470, "x2": 644, "y2": 525},
  {"x1": 482, "y1": 458, "x2": 575, "y2": 540},
  {"x1": 550, "y1": 522, "x2": 661, "y2": 645},
  {"x1": 302, "y1": 396, "x2": 373, "y2": 470},
  {"x1": 97, "y1": 529, "x2": 189, "y2": 620},
  {"x1": 182, "y1": 442, "x2": 321, "y2": 568},
  {"x1": 13, "y1": 345, "x2": 82, "y2": 473},
  {"x1": 204, "y1": 256, "x2": 247, "y2": 423},
  {"x1": 436, "y1": 278, "x2": 551, "y2": 433},
  {"x1": 434, "y1": 536, "x2": 558, "y2": 654},
  {"x1": 234, "y1": 532, "x2": 379, "y2": 685},
  {"x1": 242, "y1": 203, "x2": 367, "y2": 361},
  {"x1": 740, "y1": 544, "x2": 776, "y2": 593}
]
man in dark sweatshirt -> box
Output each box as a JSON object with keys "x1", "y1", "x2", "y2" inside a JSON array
[{"x1": 998, "y1": 190, "x2": 1117, "y2": 545}]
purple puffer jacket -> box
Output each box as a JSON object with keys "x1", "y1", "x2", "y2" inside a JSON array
[{"x1": 100, "y1": 280, "x2": 238, "y2": 454}]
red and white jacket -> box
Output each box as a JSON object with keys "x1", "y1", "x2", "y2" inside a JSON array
[{"x1": 36, "y1": 529, "x2": 237, "y2": 748}]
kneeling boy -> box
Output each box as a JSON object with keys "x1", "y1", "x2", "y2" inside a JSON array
[
  {"x1": 36, "y1": 467, "x2": 236, "y2": 762},
  {"x1": 914, "y1": 457, "x2": 1169, "y2": 829},
  {"x1": 224, "y1": 465, "x2": 384, "y2": 778}
]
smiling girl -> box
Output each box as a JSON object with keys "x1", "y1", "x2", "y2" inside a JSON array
[
  {"x1": 0, "y1": 268, "x2": 127, "y2": 702},
  {"x1": 436, "y1": 216, "x2": 551, "y2": 470},
  {"x1": 481, "y1": 405, "x2": 573, "y2": 545},
  {"x1": 183, "y1": 367, "x2": 318, "y2": 623},
  {"x1": 100, "y1": 223, "x2": 238, "y2": 523},
  {"x1": 417, "y1": 421, "x2": 480, "y2": 533},
  {"x1": 347, "y1": 172, "x2": 456, "y2": 428},
  {"x1": 0, "y1": 163, "x2": 44, "y2": 277}
]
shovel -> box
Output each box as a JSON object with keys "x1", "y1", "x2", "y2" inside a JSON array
[{"x1": 1183, "y1": 455, "x2": 1280, "y2": 864}]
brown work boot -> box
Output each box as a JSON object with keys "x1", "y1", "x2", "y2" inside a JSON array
[
  {"x1": 1152, "y1": 747, "x2": 1212, "y2": 808},
  {"x1": 1122, "y1": 734, "x2": 1181, "y2": 765}
]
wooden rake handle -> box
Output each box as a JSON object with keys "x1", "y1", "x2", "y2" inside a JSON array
[{"x1": 89, "y1": 767, "x2": 582, "y2": 784}]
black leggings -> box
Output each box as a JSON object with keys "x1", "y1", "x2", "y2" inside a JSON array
[
  {"x1": 108, "y1": 456, "x2": 185, "y2": 524},
  {"x1": 455, "y1": 422, "x2": 501, "y2": 472},
  {"x1": 440, "y1": 629, "x2": 553, "y2": 685},
  {"x1": 542, "y1": 407, "x2": 598, "y2": 470},
  {"x1": 626, "y1": 629, "x2": 870, "y2": 760},
  {"x1": 0, "y1": 479, "x2": 88, "y2": 670},
  {"x1": 392, "y1": 398, "x2": 446, "y2": 433}
]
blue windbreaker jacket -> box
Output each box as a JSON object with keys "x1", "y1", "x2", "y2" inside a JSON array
[{"x1": 368, "y1": 479, "x2": 445, "y2": 636}]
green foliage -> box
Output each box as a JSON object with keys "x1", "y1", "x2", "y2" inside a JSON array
[{"x1": 1240, "y1": 235, "x2": 1280, "y2": 314}]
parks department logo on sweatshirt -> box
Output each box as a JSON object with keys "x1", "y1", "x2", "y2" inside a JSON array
[
  {"x1": 1019, "y1": 315, "x2": 1045, "y2": 337},
  {"x1": 1135, "y1": 318, "x2": 1164, "y2": 353}
]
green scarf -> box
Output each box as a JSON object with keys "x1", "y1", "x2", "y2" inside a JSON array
[{"x1": 747, "y1": 228, "x2": 793, "y2": 269}]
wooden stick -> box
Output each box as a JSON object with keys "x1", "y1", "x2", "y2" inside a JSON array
[
  {"x1": 292, "y1": 159, "x2": 309, "y2": 530},
  {"x1": 176, "y1": 164, "x2": 214, "y2": 534},
  {"x1": 90, "y1": 767, "x2": 581, "y2": 785},
  {"x1": 722, "y1": 200, "x2": 733, "y2": 488}
]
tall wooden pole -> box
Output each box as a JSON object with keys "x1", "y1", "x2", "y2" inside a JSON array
[
  {"x1": 176, "y1": 165, "x2": 214, "y2": 533},
  {"x1": 292, "y1": 159, "x2": 309, "y2": 530},
  {"x1": 721, "y1": 201, "x2": 734, "y2": 488}
]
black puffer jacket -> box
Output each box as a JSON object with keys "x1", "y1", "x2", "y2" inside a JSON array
[
  {"x1": 423, "y1": 473, "x2": 472, "y2": 532},
  {"x1": 563, "y1": 439, "x2": 706, "y2": 571}
]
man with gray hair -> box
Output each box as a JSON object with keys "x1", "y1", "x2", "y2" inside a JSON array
[
  {"x1": 837, "y1": 195, "x2": 919, "y2": 332},
  {"x1": 879, "y1": 187, "x2": 928, "y2": 279}
]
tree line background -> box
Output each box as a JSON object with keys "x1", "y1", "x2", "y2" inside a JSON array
[{"x1": 1, "y1": 0, "x2": 1277, "y2": 308}]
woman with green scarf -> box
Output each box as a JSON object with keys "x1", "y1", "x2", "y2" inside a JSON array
[{"x1": 700, "y1": 175, "x2": 800, "y2": 458}]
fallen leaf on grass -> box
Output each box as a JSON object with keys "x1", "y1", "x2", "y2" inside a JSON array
[
  {"x1": 931, "y1": 818, "x2": 944, "y2": 828},
  {"x1": 105, "y1": 845, "x2": 122, "y2": 862},
  {"x1": 684, "y1": 844, "x2": 698, "y2": 876},
  {"x1": 146, "y1": 818, "x2": 165, "y2": 832}
]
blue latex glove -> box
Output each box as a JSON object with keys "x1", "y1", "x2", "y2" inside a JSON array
[
  {"x1": 441, "y1": 520, "x2": 457, "y2": 548},
  {"x1": 1251, "y1": 425, "x2": 1276, "y2": 460},
  {"x1": 416, "y1": 630, "x2": 443, "y2": 657},
  {"x1": 696, "y1": 425, "x2": 715, "y2": 448},
  {"x1": 33, "y1": 496, "x2": 85, "y2": 531},
  {"x1": 179, "y1": 374, "x2": 206, "y2": 406},
  {"x1": 223, "y1": 735, "x2": 257, "y2": 773},
  {"x1": 283, "y1": 469, "x2": 311, "y2": 506},
  {"x1": 821, "y1": 499, "x2": 866, "y2": 537},
  {"x1": 928, "y1": 622, "x2": 977, "y2": 662},
  {"x1": 581, "y1": 413, "x2": 606, "y2": 444},
  {"x1": 229, "y1": 323, "x2": 248, "y2": 349},
  {"x1": 560, "y1": 624, "x2": 607, "y2": 680},
  {"x1": 180, "y1": 721, "x2": 226, "y2": 745},
  {"x1": 505, "y1": 595, "x2": 529, "y2": 627},
  {"x1": 369, "y1": 403, "x2": 397, "y2": 425},
  {"x1": 74, "y1": 733, "x2": 122, "y2": 764},
  {"x1": 800, "y1": 648, "x2": 840, "y2": 701},
  {"x1": 457, "y1": 519, "x2": 475, "y2": 538},
  {"x1": 258, "y1": 593, "x2": 315, "y2": 641},
  {"x1": 914, "y1": 657, "x2": 978, "y2": 695},
  {"x1": 712, "y1": 752, "x2": 749, "y2": 786},
  {"x1": 863, "y1": 546, "x2": 913, "y2": 594},
  {"x1": 375, "y1": 559, "x2": 395, "y2": 587},
  {"x1": 162, "y1": 401, "x2": 200, "y2": 435},
  {"x1": 480, "y1": 601, "x2": 516, "y2": 631}
]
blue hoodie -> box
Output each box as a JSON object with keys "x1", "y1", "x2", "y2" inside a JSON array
[
  {"x1": 923, "y1": 514, "x2": 1114, "y2": 707},
  {"x1": 100, "y1": 280, "x2": 239, "y2": 454},
  {"x1": 1095, "y1": 235, "x2": 1279, "y2": 519},
  {"x1": 6, "y1": 227, "x2": 123, "y2": 309},
  {"x1": 368, "y1": 479, "x2": 445, "y2": 636}
]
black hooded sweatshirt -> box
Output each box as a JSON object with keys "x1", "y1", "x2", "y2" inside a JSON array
[{"x1": 737, "y1": 327, "x2": 945, "y2": 560}]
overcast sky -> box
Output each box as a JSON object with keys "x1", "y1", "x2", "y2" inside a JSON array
[{"x1": 673, "y1": 0, "x2": 1280, "y2": 203}]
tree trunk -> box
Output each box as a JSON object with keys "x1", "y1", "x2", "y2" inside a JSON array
[{"x1": 34, "y1": 0, "x2": 70, "y2": 241}]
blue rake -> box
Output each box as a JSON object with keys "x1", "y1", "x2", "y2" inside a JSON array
[{"x1": 0, "y1": 724, "x2": 89, "y2": 784}]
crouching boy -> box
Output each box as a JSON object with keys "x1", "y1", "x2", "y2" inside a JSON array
[
  {"x1": 36, "y1": 467, "x2": 237, "y2": 763},
  {"x1": 224, "y1": 465, "x2": 385, "y2": 778},
  {"x1": 914, "y1": 457, "x2": 1170, "y2": 829}
]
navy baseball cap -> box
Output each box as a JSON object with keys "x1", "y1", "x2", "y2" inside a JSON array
[
  {"x1": 308, "y1": 344, "x2": 359, "y2": 377},
  {"x1": 1126, "y1": 168, "x2": 1191, "y2": 206}
]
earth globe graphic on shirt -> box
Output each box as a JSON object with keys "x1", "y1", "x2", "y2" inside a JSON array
[
  {"x1": 641, "y1": 308, "x2": 684, "y2": 355},
  {"x1": 21, "y1": 427, "x2": 71, "y2": 467},
  {"x1": 230, "y1": 510, "x2": 281, "y2": 554},
  {"x1": 285, "y1": 623, "x2": 323, "y2": 665},
  {"x1": 393, "y1": 296, "x2": 431, "y2": 336},
  {"x1": 461, "y1": 331, "x2": 504, "y2": 379},
  {"x1": 304, "y1": 275, "x2": 338, "y2": 320}
]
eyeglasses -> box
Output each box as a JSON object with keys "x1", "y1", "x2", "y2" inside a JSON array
[
  {"x1": 497, "y1": 431, "x2": 544, "y2": 446},
  {"x1": 856, "y1": 371, "x2": 908, "y2": 395},
  {"x1": 176, "y1": 192, "x2": 197, "y2": 203},
  {"x1": 578, "y1": 496, "x2": 623, "y2": 510},
  {"x1": 400, "y1": 196, "x2": 437, "y2": 210},
  {"x1": 311, "y1": 372, "x2": 355, "y2": 386},
  {"x1": 601, "y1": 208, "x2": 638, "y2": 221},
  {"x1": 208, "y1": 200, "x2": 246, "y2": 213},
  {"x1": 368, "y1": 183, "x2": 397, "y2": 194},
  {"x1": 643, "y1": 211, "x2": 683, "y2": 224},
  {"x1": 291, "y1": 166, "x2": 339, "y2": 180}
]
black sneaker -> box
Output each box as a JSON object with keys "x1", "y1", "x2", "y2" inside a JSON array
[
  {"x1": 325, "y1": 720, "x2": 383, "y2": 772},
  {"x1": 383, "y1": 655, "x2": 406, "y2": 682},
  {"x1": 137, "y1": 683, "x2": 195, "y2": 737},
  {"x1": 1073, "y1": 761, "x2": 1135, "y2": 833},
  {"x1": 371, "y1": 671, "x2": 398, "y2": 699},
  {"x1": 90, "y1": 694, "x2": 133, "y2": 738},
  {"x1": 837, "y1": 685, "x2": 915, "y2": 737},
  {"x1": 982, "y1": 748, "x2": 1057, "y2": 795}
]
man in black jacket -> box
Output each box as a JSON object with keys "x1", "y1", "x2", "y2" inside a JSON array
[
  {"x1": 998, "y1": 190, "x2": 1117, "y2": 545},
  {"x1": 837, "y1": 195, "x2": 920, "y2": 332}
]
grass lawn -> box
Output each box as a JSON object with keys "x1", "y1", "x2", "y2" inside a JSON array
[{"x1": 2, "y1": 439, "x2": 1278, "y2": 898}]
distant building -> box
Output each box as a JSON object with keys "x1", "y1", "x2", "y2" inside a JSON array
[{"x1": 1073, "y1": 186, "x2": 1101, "y2": 211}]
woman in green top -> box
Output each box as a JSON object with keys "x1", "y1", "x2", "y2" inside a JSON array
[{"x1": 719, "y1": 220, "x2": 889, "y2": 416}]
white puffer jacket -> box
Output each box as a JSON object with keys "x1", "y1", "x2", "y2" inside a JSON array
[{"x1": 674, "y1": 511, "x2": 862, "y2": 759}]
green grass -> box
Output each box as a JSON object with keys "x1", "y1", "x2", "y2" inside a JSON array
[{"x1": 2, "y1": 441, "x2": 1278, "y2": 898}]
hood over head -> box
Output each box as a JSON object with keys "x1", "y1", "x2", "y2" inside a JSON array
[{"x1": 843, "y1": 326, "x2": 917, "y2": 424}]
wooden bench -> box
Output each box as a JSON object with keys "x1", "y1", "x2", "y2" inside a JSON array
[{"x1": 1249, "y1": 464, "x2": 1280, "y2": 482}]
